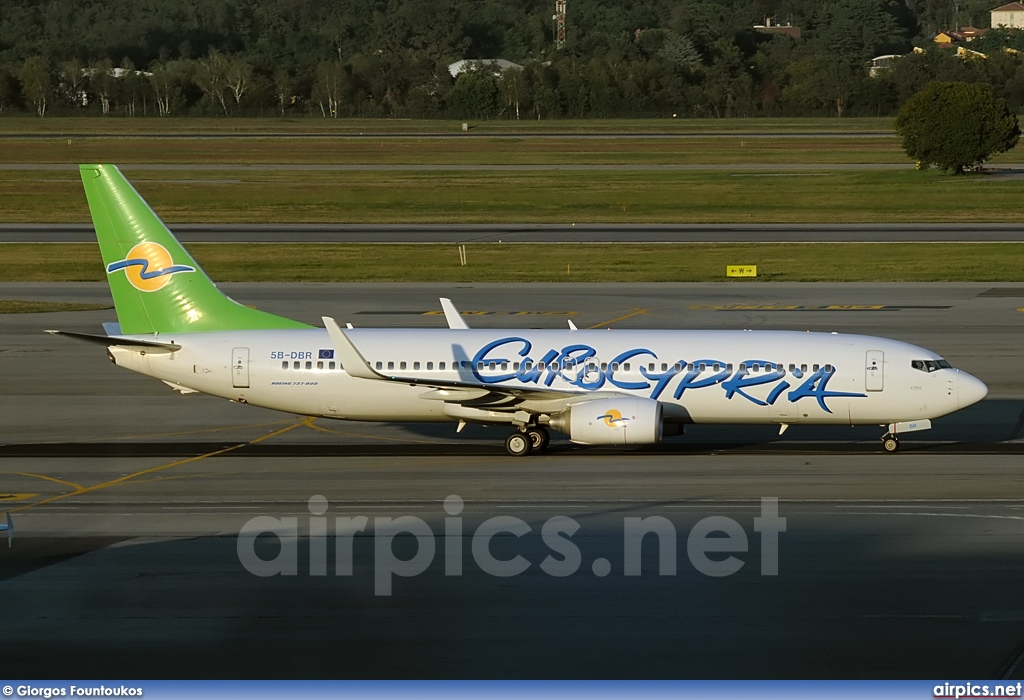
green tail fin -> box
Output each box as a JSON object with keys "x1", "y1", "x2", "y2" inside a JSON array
[{"x1": 80, "y1": 164, "x2": 312, "y2": 335}]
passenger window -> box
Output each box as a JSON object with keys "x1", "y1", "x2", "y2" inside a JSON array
[
  {"x1": 440, "y1": 362, "x2": 446, "y2": 370},
  {"x1": 824, "y1": 364, "x2": 833, "y2": 373},
  {"x1": 293, "y1": 361, "x2": 300, "y2": 370},
  {"x1": 317, "y1": 361, "x2": 324, "y2": 370},
  {"x1": 513, "y1": 362, "x2": 519, "y2": 370},
  {"x1": 727, "y1": 364, "x2": 733, "y2": 371},
  {"x1": 624, "y1": 363, "x2": 631, "y2": 371},
  {"x1": 801, "y1": 364, "x2": 807, "y2": 372},
  {"x1": 281, "y1": 361, "x2": 288, "y2": 369},
  {"x1": 788, "y1": 364, "x2": 795, "y2": 372},
  {"x1": 305, "y1": 361, "x2": 312, "y2": 370},
  {"x1": 329, "y1": 361, "x2": 336, "y2": 370},
  {"x1": 600, "y1": 363, "x2": 607, "y2": 371},
  {"x1": 611, "y1": 362, "x2": 619, "y2": 371},
  {"x1": 648, "y1": 363, "x2": 655, "y2": 372},
  {"x1": 413, "y1": 361, "x2": 420, "y2": 370},
  {"x1": 813, "y1": 364, "x2": 820, "y2": 372},
  {"x1": 739, "y1": 363, "x2": 746, "y2": 371},
  {"x1": 501, "y1": 362, "x2": 508, "y2": 371},
  {"x1": 387, "y1": 361, "x2": 395, "y2": 370},
  {"x1": 698, "y1": 363, "x2": 706, "y2": 372},
  {"x1": 713, "y1": 363, "x2": 721, "y2": 371},
  {"x1": 400, "y1": 361, "x2": 407, "y2": 370},
  {"x1": 426, "y1": 362, "x2": 433, "y2": 370},
  {"x1": 661, "y1": 363, "x2": 668, "y2": 371}
]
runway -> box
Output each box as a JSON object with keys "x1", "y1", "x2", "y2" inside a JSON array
[
  {"x1": 6, "y1": 223, "x2": 1024, "y2": 243},
  {"x1": 2, "y1": 283, "x2": 1024, "y2": 678}
]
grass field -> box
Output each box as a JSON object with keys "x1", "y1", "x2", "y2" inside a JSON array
[
  {"x1": 0, "y1": 116, "x2": 898, "y2": 135},
  {"x1": 1, "y1": 168, "x2": 1022, "y2": 224},
  {"x1": 0, "y1": 135, "x2": 914, "y2": 165},
  {"x1": 3, "y1": 242, "x2": 1022, "y2": 283}
]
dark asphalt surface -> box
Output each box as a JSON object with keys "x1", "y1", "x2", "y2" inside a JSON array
[
  {"x1": 5, "y1": 222, "x2": 1024, "y2": 243},
  {"x1": 2, "y1": 282, "x2": 1024, "y2": 678}
]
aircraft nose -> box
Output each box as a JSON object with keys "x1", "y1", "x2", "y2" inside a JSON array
[{"x1": 957, "y1": 370, "x2": 988, "y2": 409}]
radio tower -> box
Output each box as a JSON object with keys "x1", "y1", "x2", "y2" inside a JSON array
[{"x1": 554, "y1": 0, "x2": 567, "y2": 50}]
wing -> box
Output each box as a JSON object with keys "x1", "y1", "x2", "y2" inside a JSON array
[{"x1": 322, "y1": 317, "x2": 626, "y2": 417}]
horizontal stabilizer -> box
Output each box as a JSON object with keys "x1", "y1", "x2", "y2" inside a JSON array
[{"x1": 46, "y1": 330, "x2": 181, "y2": 351}]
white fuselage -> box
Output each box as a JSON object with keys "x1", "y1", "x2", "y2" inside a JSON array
[{"x1": 107, "y1": 328, "x2": 987, "y2": 428}]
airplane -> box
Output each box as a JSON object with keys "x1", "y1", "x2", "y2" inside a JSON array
[{"x1": 50, "y1": 164, "x2": 989, "y2": 456}]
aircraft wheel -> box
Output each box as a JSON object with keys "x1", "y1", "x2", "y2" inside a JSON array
[
  {"x1": 882, "y1": 435, "x2": 900, "y2": 454},
  {"x1": 526, "y1": 427, "x2": 550, "y2": 452},
  {"x1": 505, "y1": 432, "x2": 532, "y2": 457}
]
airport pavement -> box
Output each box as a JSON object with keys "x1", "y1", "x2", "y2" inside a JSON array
[
  {"x1": 1, "y1": 283, "x2": 1023, "y2": 678},
  {"x1": 5, "y1": 222, "x2": 1024, "y2": 243}
]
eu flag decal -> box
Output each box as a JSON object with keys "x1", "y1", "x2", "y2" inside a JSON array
[{"x1": 319, "y1": 349, "x2": 335, "y2": 359}]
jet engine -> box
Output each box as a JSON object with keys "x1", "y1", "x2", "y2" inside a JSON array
[{"x1": 548, "y1": 397, "x2": 663, "y2": 445}]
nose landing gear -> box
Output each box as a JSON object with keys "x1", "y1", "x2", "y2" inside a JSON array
[{"x1": 881, "y1": 434, "x2": 900, "y2": 453}]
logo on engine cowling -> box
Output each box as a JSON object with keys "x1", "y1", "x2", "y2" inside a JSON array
[{"x1": 598, "y1": 410, "x2": 628, "y2": 428}]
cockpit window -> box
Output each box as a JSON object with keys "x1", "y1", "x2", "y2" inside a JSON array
[{"x1": 911, "y1": 359, "x2": 952, "y2": 372}]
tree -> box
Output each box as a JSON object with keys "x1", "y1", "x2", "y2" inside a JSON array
[
  {"x1": 19, "y1": 57, "x2": 52, "y2": 117},
  {"x1": 58, "y1": 58, "x2": 87, "y2": 109},
  {"x1": 195, "y1": 50, "x2": 230, "y2": 115},
  {"x1": 500, "y1": 67, "x2": 528, "y2": 120},
  {"x1": 116, "y1": 57, "x2": 144, "y2": 116},
  {"x1": 149, "y1": 60, "x2": 190, "y2": 116},
  {"x1": 274, "y1": 69, "x2": 292, "y2": 117},
  {"x1": 0, "y1": 64, "x2": 17, "y2": 113},
  {"x1": 312, "y1": 60, "x2": 345, "y2": 118},
  {"x1": 895, "y1": 81, "x2": 1020, "y2": 174},
  {"x1": 90, "y1": 58, "x2": 115, "y2": 114},
  {"x1": 226, "y1": 57, "x2": 253, "y2": 110}
]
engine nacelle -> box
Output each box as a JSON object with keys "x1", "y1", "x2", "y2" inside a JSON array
[{"x1": 549, "y1": 397, "x2": 663, "y2": 445}]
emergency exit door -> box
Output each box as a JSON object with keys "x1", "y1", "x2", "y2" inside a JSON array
[
  {"x1": 232, "y1": 347, "x2": 250, "y2": 388},
  {"x1": 865, "y1": 350, "x2": 884, "y2": 392}
]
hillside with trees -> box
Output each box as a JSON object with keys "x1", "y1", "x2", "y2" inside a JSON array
[{"x1": 1, "y1": 0, "x2": 1023, "y2": 119}]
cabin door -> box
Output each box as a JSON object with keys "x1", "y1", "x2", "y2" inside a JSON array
[
  {"x1": 865, "y1": 350, "x2": 884, "y2": 392},
  {"x1": 232, "y1": 347, "x2": 250, "y2": 388}
]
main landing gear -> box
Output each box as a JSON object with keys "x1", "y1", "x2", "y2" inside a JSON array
[
  {"x1": 881, "y1": 434, "x2": 900, "y2": 453},
  {"x1": 505, "y1": 426, "x2": 550, "y2": 456}
]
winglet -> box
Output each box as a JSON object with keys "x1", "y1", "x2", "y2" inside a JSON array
[
  {"x1": 322, "y1": 317, "x2": 381, "y2": 380},
  {"x1": 568, "y1": 319, "x2": 578, "y2": 331},
  {"x1": 0, "y1": 512, "x2": 12, "y2": 548},
  {"x1": 439, "y1": 298, "x2": 469, "y2": 330}
]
